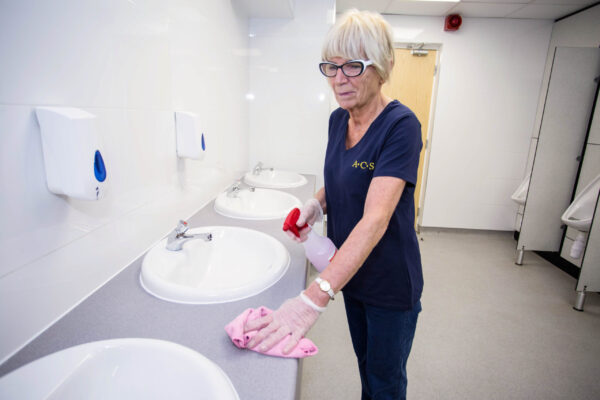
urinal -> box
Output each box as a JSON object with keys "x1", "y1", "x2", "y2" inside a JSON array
[
  {"x1": 511, "y1": 175, "x2": 530, "y2": 205},
  {"x1": 561, "y1": 173, "x2": 600, "y2": 258},
  {"x1": 561, "y1": 174, "x2": 600, "y2": 231}
]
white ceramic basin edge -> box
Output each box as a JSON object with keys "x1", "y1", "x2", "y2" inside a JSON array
[
  {"x1": 140, "y1": 226, "x2": 290, "y2": 304},
  {"x1": 0, "y1": 338, "x2": 239, "y2": 399},
  {"x1": 214, "y1": 188, "x2": 301, "y2": 220},
  {"x1": 243, "y1": 170, "x2": 307, "y2": 189}
]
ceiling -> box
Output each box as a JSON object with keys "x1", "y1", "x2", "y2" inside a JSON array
[{"x1": 337, "y1": 0, "x2": 599, "y2": 20}]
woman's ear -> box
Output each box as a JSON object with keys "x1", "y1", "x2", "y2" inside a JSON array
[{"x1": 381, "y1": 59, "x2": 394, "y2": 84}]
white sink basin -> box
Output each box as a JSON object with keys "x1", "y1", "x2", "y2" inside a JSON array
[
  {"x1": 140, "y1": 226, "x2": 289, "y2": 304},
  {"x1": 214, "y1": 188, "x2": 301, "y2": 220},
  {"x1": 0, "y1": 338, "x2": 239, "y2": 399},
  {"x1": 243, "y1": 170, "x2": 307, "y2": 189}
]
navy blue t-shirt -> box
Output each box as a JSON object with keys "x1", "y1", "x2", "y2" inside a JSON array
[{"x1": 324, "y1": 100, "x2": 423, "y2": 310}]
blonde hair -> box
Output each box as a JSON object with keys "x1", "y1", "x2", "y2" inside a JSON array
[{"x1": 321, "y1": 9, "x2": 395, "y2": 82}]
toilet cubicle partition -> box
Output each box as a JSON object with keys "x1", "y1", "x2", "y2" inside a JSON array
[
  {"x1": 571, "y1": 79, "x2": 600, "y2": 311},
  {"x1": 560, "y1": 100, "x2": 600, "y2": 266},
  {"x1": 518, "y1": 47, "x2": 600, "y2": 256}
]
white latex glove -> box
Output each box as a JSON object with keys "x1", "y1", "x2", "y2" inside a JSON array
[
  {"x1": 244, "y1": 295, "x2": 320, "y2": 354},
  {"x1": 285, "y1": 198, "x2": 323, "y2": 243}
]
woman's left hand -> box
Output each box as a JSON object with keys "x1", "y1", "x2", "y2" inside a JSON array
[{"x1": 244, "y1": 295, "x2": 320, "y2": 354}]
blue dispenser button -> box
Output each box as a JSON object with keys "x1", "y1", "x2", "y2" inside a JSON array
[
  {"x1": 201, "y1": 133, "x2": 206, "y2": 151},
  {"x1": 94, "y1": 150, "x2": 107, "y2": 182}
]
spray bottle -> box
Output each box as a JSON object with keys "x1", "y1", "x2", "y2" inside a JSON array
[{"x1": 283, "y1": 208, "x2": 337, "y2": 272}]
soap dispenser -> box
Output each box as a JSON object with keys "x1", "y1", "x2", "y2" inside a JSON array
[
  {"x1": 35, "y1": 107, "x2": 107, "y2": 200},
  {"x1": 175, "y1": 111, "x2": 206, "y2": 160}
]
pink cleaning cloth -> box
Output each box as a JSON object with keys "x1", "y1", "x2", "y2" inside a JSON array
[{"x1": 225, "y1": 307, "x2": 318, "y2": 358}]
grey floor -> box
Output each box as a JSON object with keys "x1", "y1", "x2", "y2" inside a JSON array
[{"x1": 299, "y1": 229, "x2": 600, "y2": 400}]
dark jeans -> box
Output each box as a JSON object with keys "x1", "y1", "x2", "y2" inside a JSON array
[{"x1": 343, "y1": 293, "x2": 421, "y2": 400}]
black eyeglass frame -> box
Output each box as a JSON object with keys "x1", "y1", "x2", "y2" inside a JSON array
[{"x1": 319, "y1": 59, "x2": 374, "y2": 78}]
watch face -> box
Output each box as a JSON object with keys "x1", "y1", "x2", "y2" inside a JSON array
[{"x1": 319, "y1": 280, "x2": 331, "y2": 291}]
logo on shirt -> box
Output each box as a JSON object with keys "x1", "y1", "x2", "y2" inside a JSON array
[{"x1": 352, "y1": 160, "x2": 375, "y2": 170}]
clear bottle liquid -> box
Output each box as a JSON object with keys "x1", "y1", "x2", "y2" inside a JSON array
[
  {"x1": 283, "y1": 207, "x2": 337, "y2": 272},
  {"x1": 302, "y1": 228, "x2": 337, "y2": 272}
]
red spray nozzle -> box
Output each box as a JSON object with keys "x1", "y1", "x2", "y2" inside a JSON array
[{"x1": 283, "y1": 208, "x2": 308, "y2": 238}]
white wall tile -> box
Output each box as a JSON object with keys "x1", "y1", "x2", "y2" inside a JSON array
[
  {"x1": 248, "y1": 0, "x2": 335, "y2": 190},
  {"x1": 378, "y1": 16, "x2": 553, "y2": 231},
  {"x1": 0, "y1": 0, "x2": 249, "y2": 361},
  {"x1": 0, "y1": 0, "x2": 172, "y2": 109}
]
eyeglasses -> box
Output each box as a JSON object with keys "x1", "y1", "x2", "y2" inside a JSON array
[{"x1": 319, "y1": 59, "x2": 374, "y2": 78}]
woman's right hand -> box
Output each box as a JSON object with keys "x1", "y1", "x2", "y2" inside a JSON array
[
  {"x1": 285, "y1": 198, "x2": 323, "y2": 243},
  {"x1": 299, "y1": 198, "x2": 324, "y2": 226}
]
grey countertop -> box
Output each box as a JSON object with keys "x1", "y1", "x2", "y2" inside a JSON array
[{"x1": 0, "y1": 175, "x2": 316, "y2": 400}]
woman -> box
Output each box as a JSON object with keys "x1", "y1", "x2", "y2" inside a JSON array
[{"x1": 245, "y1": 9, "x2": 423, "y2": 400}]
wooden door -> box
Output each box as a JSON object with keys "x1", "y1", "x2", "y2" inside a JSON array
[{"x1": 382, "y1": 48, "x2": 437, "y2": 229}]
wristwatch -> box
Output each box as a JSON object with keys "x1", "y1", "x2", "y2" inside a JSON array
[{"x1": 315, "y1": 277, "x2": 335, "y2": 300}]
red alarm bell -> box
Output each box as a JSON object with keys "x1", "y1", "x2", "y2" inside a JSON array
[{"x1": 444, "y1": 14, "x2": 462, "y2": 31}]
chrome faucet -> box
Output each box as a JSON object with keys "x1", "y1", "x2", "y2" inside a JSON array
[
  {"x1": 226, "y1": 180, "x2": 255, "y2": 198},
  {"x1": 252, "y1": 162, "x2": 273, "y2": 175},
  {"x1": 166, "y1": 220, "x2": 212, "y2": 251}
]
